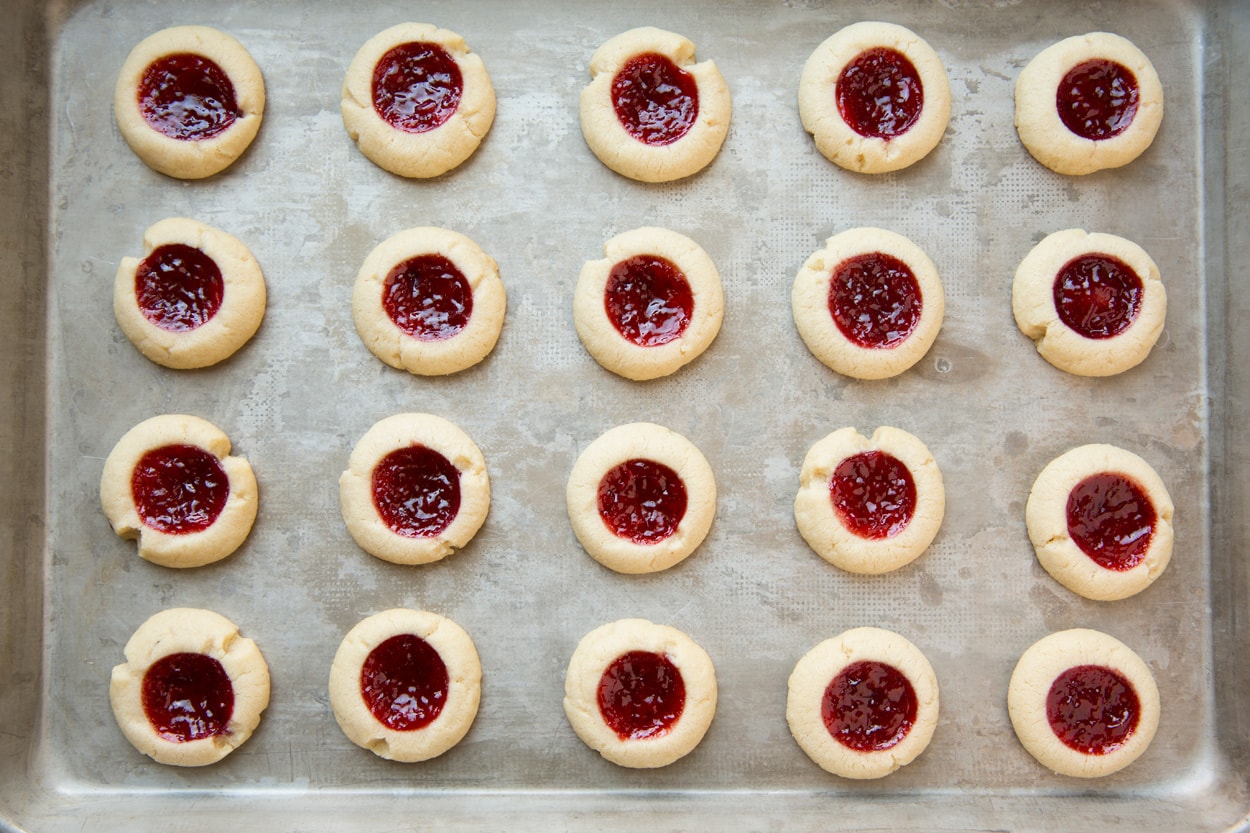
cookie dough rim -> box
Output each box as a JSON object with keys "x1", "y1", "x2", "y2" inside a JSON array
[
  {"x1": 794, "y1": 426, "x2": 944, "y2": 575},
  {"x1": 352, "y1": 226, "x2": 506, "y2": 376},
  {"x1": 579, "y1": 26, "x2": 732, "y2": 183},
  {"x1": 341, "y1": 22, "x2": 497, "y2": 179},
  {"x1": 100, "y1": 414, "x2": 258, "y2": 569},
  {"x1": 1007, "y1": 628, "x2": 1160, "y2": 778},
  {"x1": 109, "y1": 607, "x2": 270, "y2": 767},
  {"x1": 339, "y1": 413, "x2": 491, "y2": 566},
  {"x1": 786, "y1": 626, "x2": 939, "y2": 780},
  {"x1": 113, "y1": 25, "x2": 265, "y2": 180},
  {"x1": 573, "y1": 226, "x2": 724, "y2": 381},
  {"x1": 566, "y1": 422, "x2": 717, "y2": 574},
  {"x1": 1026, "y1": 443, "x2": 1174, "y2": 601},
  {"x1": 1014, "y1": 32, "x2": 1164, "y2": 176},
  {"x1": 563, "y1": 618, "x2": 717, "y2": 769},
  {"x1": 328, "y1": 608, "x2": 482, "y2": 762},
  {"x1": 792, "y1": 227, "x2": 945, "y2": 380},
  {"x1": 1012, "y1": 228, "x2": 1166, "y2": 377},
  {"x1": 798, "y1": 21, "x2": 952, "y2": 174}
]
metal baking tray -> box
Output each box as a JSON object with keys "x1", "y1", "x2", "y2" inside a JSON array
[{"x1": 3, "y1": 0, "x2": 1249, "y2": 830}]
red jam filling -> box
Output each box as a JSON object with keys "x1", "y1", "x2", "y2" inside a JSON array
[
  {"x1": 1066, "y1": 472, "x2": 1156, "y2": 571},
  {"x1": 131, "y1": 444, "x2": 229, "y2": 535},
  {"x1": 382, "y1": 254, "x2": 473, "y2": 341},
  {"x1": 605, "y1": 255, "x2": 694, "y2": 348},
  {"x1": 1053, "y1": 254, "x2": 1143, "y2": 340},
  {"x1": 371, "y1": 445, "x2": 462, "y2": 538},
  {"x1": 1056, "y1": 59, "x2": 1140, "y2": 141},
  {"x1": 141, "y1": 652, "x2": 234, "y2": 742},
  {"x1": 372, "y1": 41, "x2": 463, "y2": 134},
  {"x1": 821, "y1": 659, "x2": 917, "y2": 752},
  {"x1": 597, "y1": 650, "x2": 686, "y2": 740},
  {"x1": 1046, "y1": 664, "x2": 1140, "y2": 755},
  {"x1": 829, "y1": 450, "x2": 917, "y2": 540},
  {"x1": 134, "y1": 243, "x2": 224, "y2": 333},
  {"x1": 360, "y1": 633, "x2": 449, "y2": 731},
  {"x1": 836, "y1": 47, "x2": 924, "y2": 140},
  {"x1": 611, "y1": 52, "x2": 699, "y2": 146},
  {"x1": 828, "y1": 252, "x2": 923, "y2": 349},
  {"x1": 597, "y1": 459, "x2": 688, "y2": 544},
  {"x1": 138, "y1": 53, "x2": 240, "y2": 141}
]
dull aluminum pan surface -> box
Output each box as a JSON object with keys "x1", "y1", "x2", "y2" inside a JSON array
[{"x1": 2, "y1": 0, "x2": 1250, "y2": 830}]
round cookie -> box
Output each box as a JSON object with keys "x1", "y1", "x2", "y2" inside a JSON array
[
  {"x1": 566, "y1": 422, "x2": 716, "y2": 574},
  {"x1": 1015, "y1": 32, "x2": 1164, "y2": 176},
  {"x1": 100, "y1": 414, "x2": 258, "y2": 569},
  {"x1": 114, "y1": 25, "x2": 265, "y2": 179},
  {"x1": 114, "y1": 217, "x2": 266, "y2": 370},
  {"x1": 580, "y1": 27, "x2": 731, "y2": 183},
  {"x1": 787, "y1": 627, "x2": 939, "y2": 779},
  {"x1": 341, "y1": 23, "x2": 496, "y2": 179},
  {"x1": 792, "y1": 227, "x2": 944, "y2": 380},
  {"x1": 352, "y1": 226, "x2": 506, "y2": 376},
  {"x1": 1026, "y1": 444, "x2": 1174, "y2": 601},
  {"x1": 798, "y1": 21, "x2": 951, "y2": 174},
  {"x1": 329, "y1": 609, "x2": 481, "y2": 762},
  {"x1": 1012, "y1": 228, "x2": 1165, "y2": 377},
  {"x1": 563, "y1": 618, "x2": 717, "y2": 768},
  {"x1": 574, "y1": 227, "x2": 723, "y2": 381},
  {"x1": 339, "y1": 413, "x2": 490, "y2": 565},
  {"x1": 794, "y1": 426, "x2": 944, "y2": 575},
  {"x1": 1007, "y1": 628, "x2": 1160, "y2": 777},
  {"x1": 109, "y1": 608, "x2": 270, "y2": 767}
]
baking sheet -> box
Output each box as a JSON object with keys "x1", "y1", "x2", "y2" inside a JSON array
[{"x1": 3, "y1": 0, "x2": 1250, "y2": 830}]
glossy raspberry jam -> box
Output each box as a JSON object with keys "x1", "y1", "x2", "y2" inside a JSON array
[
  {"x1": 142, "y1": 652, "x2": 234, "y2": 742},
  {"x1": 138, "y1": 53, "x2": 240, "y2": 141},
  {"x1": 829, "y1": 450, "x2": 917, "y2": 540},
  {"x1": 597, "y1": 650, "x2": 686, "y2": 740},
  {"x1": 382, "y1": 254, "x2": 473, "y2": 341},
  {"x1": 822, "y1": 659, "x2": 917, "y2": 752},
  {"x1": 1046, "y1": 664, "x2": 1140, "y2": 755},
  {"x1": 611, "y1": 52, "x2": 699, "y2": 146},
  {"x1": 1053, "y1": 254, "x2": 1143, "y2": 340},
  {"x1": 135, "y1": 243, "x2": 224, "y2": 333},
  {"x1": 828, "y1": 252, "x2": 923, "y2": 349},
  {"x1": 1066, "y1": 472, "x2": 1156, "y2": 571},
  {"x1": 371, "y1": 445, "x2": 461, "y2": 538},
  {"x1": 836, "y1": 48, "x2": 924, "y2": 139},
  {"x1": 605, "y1": 255, "x2": 694, "y2": 347},
  {"x1": 1056, "y1": 59, "x2": 1140, "y2": 141},
  {"x1": 131, "y1": 444, "x2": 229, "y2": 535},
  {"x1": 597, "y1": 459, "x2": 688, "y2": 544},
  {"x1": 372, "y1": 41, "x2": 463, "y2": 133},
  {"x1": 360, "y1": 633, "x2": 449, "y2": 731}
]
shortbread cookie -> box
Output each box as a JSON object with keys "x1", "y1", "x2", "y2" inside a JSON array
[
  {"x1": 1013, "y1": 229, "x2": 1165, "y2": 377},
  {"x1": 563, "y1": 618, "x2": 716, "y2": 768},
  {"x1": 329, "y1": 609, "x2": 481, "y2": 762},
  {"x1": 114, "y1": 217, "x2": 266, "y2": 370},
  {"x1": 787, "y1": 627, "x2": 939, "y2": 779},
  {"x1": 100, "y1": 415, "x2": 258, "y2": 569},
  {"x1": 1008, "y1": 629, "x2": 1160, "y2": 777},
  {"x1": 792, "y1": 227, "x2": 944, "y2": 380},
  {"x1": 798, "y1": 22, "x2": 950, "y2": 174},
  {"x1": 566, "y1": 422, "x2": 716, "y2": 574},
  {"x1": 580, "y1": 27, "x2": 731, "y2": 182},
  {"x1": 114, "y1": 26, "x2": 265, "y2": 179},
  {"x1": 1015, "y1": 33, "x2": 1163, "y2": 175},
  {"x1": 794, "y1": 426, "x2": 943, "y2": 574},
  {"x1": 353, "y1": 227, "x2": 506, "y2": 376},
  {"x1": 1026, "y1": 444, "x2": 1173, "y2": 601},
  {"x1": 340, "y1": 413, "x2": 490, "y2": 565},
  {"x1": 341, "y1": 23, "x2": 495, "y2": 178},
  {"x1": 574, "y1": 227, "x2": 723, "y2": 380},
  {"x1": 110, "y1": 608, "x2": 270, "y2": 766}
]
